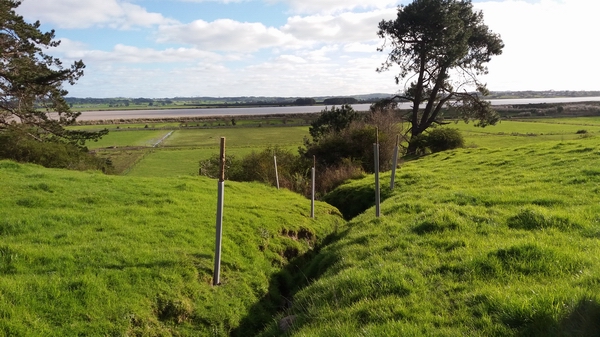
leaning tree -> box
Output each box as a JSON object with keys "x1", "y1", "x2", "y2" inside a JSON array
[
  {"x1": 377, "y1": 0, "x2": 504, "y2": 154},
  {"x1": 0, "y1": 0, "x2": 106, "y2": 145}
]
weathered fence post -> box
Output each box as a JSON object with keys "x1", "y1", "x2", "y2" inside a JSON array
[
  {"x1": 390, "y1": 134, "x2": 400, "y2": 190},
  {"x1": 311, "y1": 156, "x2": 315, "y2": 219},
  {"x1": 274, "y1": 152, "x2": 280, "y2": 190},
  {"x1": 374, "y1": 128, "x2": 380, "y2": 217},
  {"x1": 213, "y1": 137, "x2": 225, "y2": 286}
]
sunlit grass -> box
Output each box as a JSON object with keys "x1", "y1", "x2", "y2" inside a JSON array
[
  {"x1": 450, "y1": 119, "x2": 600, "y2": 135},
  {"x1": 162, "y1": 127, "x2": 308, "y2": 148},
  {"x1": 128, "y1": 127, "x2": 309, "y2": 177},
  {"x1": 258, "y1": 137, "x2": 600, "y2": 336},
  {"x1": 0, "y1": 160, "x2": 343, "y2": 335}
]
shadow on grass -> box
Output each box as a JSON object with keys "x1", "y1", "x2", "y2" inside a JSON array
[
  {"x1": 555, "y1": 298, "x2": 600, "y2": 337},
  {"x1": 508, "y1": 297, "x2": 600, "y2": 337},
  {"x1": 230, "y1": 227, "x2": 350, "y2": 337},
  {"x1": 323, "y1": 183, "x2": 394, "y2": 220}
]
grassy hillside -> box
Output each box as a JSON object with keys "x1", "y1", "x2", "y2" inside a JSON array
[
  {"x1": 260, "y1": 137, "x2": 600, "y2": 336},
  {"x1": 0, "y1": 161, "x2": 343, "y2": 336}
]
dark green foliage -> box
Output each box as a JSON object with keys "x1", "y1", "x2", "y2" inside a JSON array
[
  {"x1": 294, "y1": 98, "x2": 316, "y2": 106},
  {"x1": 304, "y1": 126, "x2": 377, "y2": 170},
  {"x1": 200, "y1": 146, "x2": 312, "y2": 193},
  {"x1": 308, "y1": 104, "x2": 360, "y2": 141},
  {"x1": 413, "y1": 128, "x2": 465, "y2": 153},
  {"x1": 0, "y1": 127, "x2": 113, "y2": 172},
  {"x1": 377, "y1": 0, "x2": 504, "y2": 154},
  {"x1": 304, "y1": 106, "x2": 403, "y2": 173},
  {"x1": 0, "y1": 0, "x2": 106, "y2": 148},
  {"x1": 322, "y1": 97, "x2": 358, "y2": 105},
  {"x1": 200, "y1": 145, "x2": 364, "y2": 197},
  {"x1": 232, "y1": 146, "x2": 308, "y2": 189},
  {"x1": 198, "y1": 153, "x2": 243, "y2": 180}
]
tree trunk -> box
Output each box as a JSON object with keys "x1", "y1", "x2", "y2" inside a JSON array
[{"x1": 406, "y1": 126, "x2": 423, "y2": 155}]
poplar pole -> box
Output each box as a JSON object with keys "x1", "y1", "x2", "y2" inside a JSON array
[
  {"x1": 311, "y1": 156, "x2": 315, "y2": 219},
  {"x1": 374, "y1": 128, "x2": 381, "y2": 217},
  {"x1": 213, "y1": 137, "x2": 226, "y2": 286},
  {"x1": 390, "y1": 135, "x2": 400, "y2": 190}
]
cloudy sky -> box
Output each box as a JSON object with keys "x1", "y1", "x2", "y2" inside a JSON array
[{"x1": 16, "y1": 0, "x2": 599, "y2": 98}]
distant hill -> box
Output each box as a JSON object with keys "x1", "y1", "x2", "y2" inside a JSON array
[{"x1": 66, "y1": 91, "x2": 600, "y2": 106}]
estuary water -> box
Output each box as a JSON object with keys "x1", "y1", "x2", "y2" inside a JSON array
[{"x1": 76, "y1": 96, "x2": 600, "y2": 121}]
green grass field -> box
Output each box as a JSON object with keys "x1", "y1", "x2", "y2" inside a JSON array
[
  {"x1": 0, "y1": 160, "x2": 343, "y2": 336},
  {"x1": 436, "y1": 119, "x2": 600, "y2": 149},
  {"x1": 81, "y1": 118, "x2": 600, "y2": 176},
  {"x1": 74, "y1": 125, "x2": 310, "y2": 175},
  {"x1": 257, "y1": 136, "x2": 600, "y2": 336},
  {"x1": 86, "y1": 130, "x2": 173, "y2": 150},
  {"x1": 6, "y1": 116, "x2": 600, "y2": 335},
  {"x1": 129, "y1": 127, "x2": 308, "y2": 177},
  {"x1": 161, "y1": 127, "x2": 308, "y2": 148}
]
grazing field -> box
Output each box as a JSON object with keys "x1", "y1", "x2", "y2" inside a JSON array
[
  {"x1": 455, "y1": 119, "x2": 600, "y2": 135},
  {"x1": 86, "y1": 130, "x2": 174, "y2": 150},
  {"x1": 129, "y1": 127, "x2": 309, "y2": 177},
  {"x1": 258, "y1": 136, "x2": 600, "y2": 336},
  {"x1": 79, "y1": 118, "x2": 600, "y2": 176},
  {"x1": 0, "y1": 160, "x2": 343, "y2": 336},
  {"x1": 525, "y1": 116, "x2": 600, "y2": 125},
  {"x1": 70, "y1": 122, "x2": 183, "y2": 131},
  {"x1": 442, "y1": 118, "x2": 600, "y2": 149},
  {"x1": 7, "y1": 115, "x2": 600, "y2": 336},
  {"x1": 162, "y1": 127, "x2": 307, "y2": 148}
]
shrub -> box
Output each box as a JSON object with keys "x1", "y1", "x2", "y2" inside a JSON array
[
  {"x1": 0, "y1": 128, "x2": 113, "y2": 172},
  {"x1": 309, "y1": 104, "x2": 360, "y2": 141},
  {"x1": 414, "y1": 128, "x2": 465, "y2": 154},
  {"x1": 198, "y1": 154, "x2": 243, "y2": 180},
  {"x1": 199, "y1": 146, "x2": 366, "y2": 198},
  {"x1": 199, "y1": 146, "x2": 311, "y2": 191},
  {"x1": 316, "y1": 159, "x2": 365, "y2": 197},
  {"x1": 303, "y1": 106, "x2": 404, "y2": 173}
]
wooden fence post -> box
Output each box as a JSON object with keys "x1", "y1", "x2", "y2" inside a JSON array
[
  {"x1": 274, "y1": 153, "x2": 280, "y2": 190},
  {"x1": 213, "y1": 137, "x2": 225, "y2": 286}
]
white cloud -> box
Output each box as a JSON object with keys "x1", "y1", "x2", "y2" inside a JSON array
[
  {"x1": 474, "y1": 0, "x2": 600, "y2": 90},
  {"x1": 343, "y1": 42, "x2": 380, "y2": 53},
  {"x1": 156, "y1": 19, "x2": 302, "y2": 52},
  {"x1": 67, "y1": 50, "x2": 398, "y2": 98},
  {"x1": 32, "y1": 0, "x2": 600, "y2": 98},
  {"x1": 277, "y1": 55, "x2": 308, "y2": 64},
  {"x1": 153, "y1": 9, "x2": 397, "y2": 53},
  {"x1": 281, "y1": 9, "x2": 397, "y2": 43},
  {"x1": 177, "y1": 0, "x2": 248, "y2": 3},
  {"x1": 270, "y1": 0, "x2": 401, "y2": 15},
  {"x1": 17, "y1": 0, "x2": 175, "y2": 29},
  {"x1": 54, "y1": 39, "x2": 227, "y2": 64}
]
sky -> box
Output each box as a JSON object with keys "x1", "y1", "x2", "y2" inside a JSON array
[{"x1": 15, "y1": 0, "x2": 600, "y2": 98}]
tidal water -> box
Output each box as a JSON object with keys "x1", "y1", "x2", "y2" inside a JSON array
[{"x1": 76, "y1": 97, "x2": 600, "y2": 121}]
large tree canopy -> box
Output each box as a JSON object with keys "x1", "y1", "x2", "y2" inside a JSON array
[
  {"x1": 0, "y1": 0, "x2": 105, "y2": 145},
  {"x1": 377, "y1": 0, "x2": 504, "y2": 154}
]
